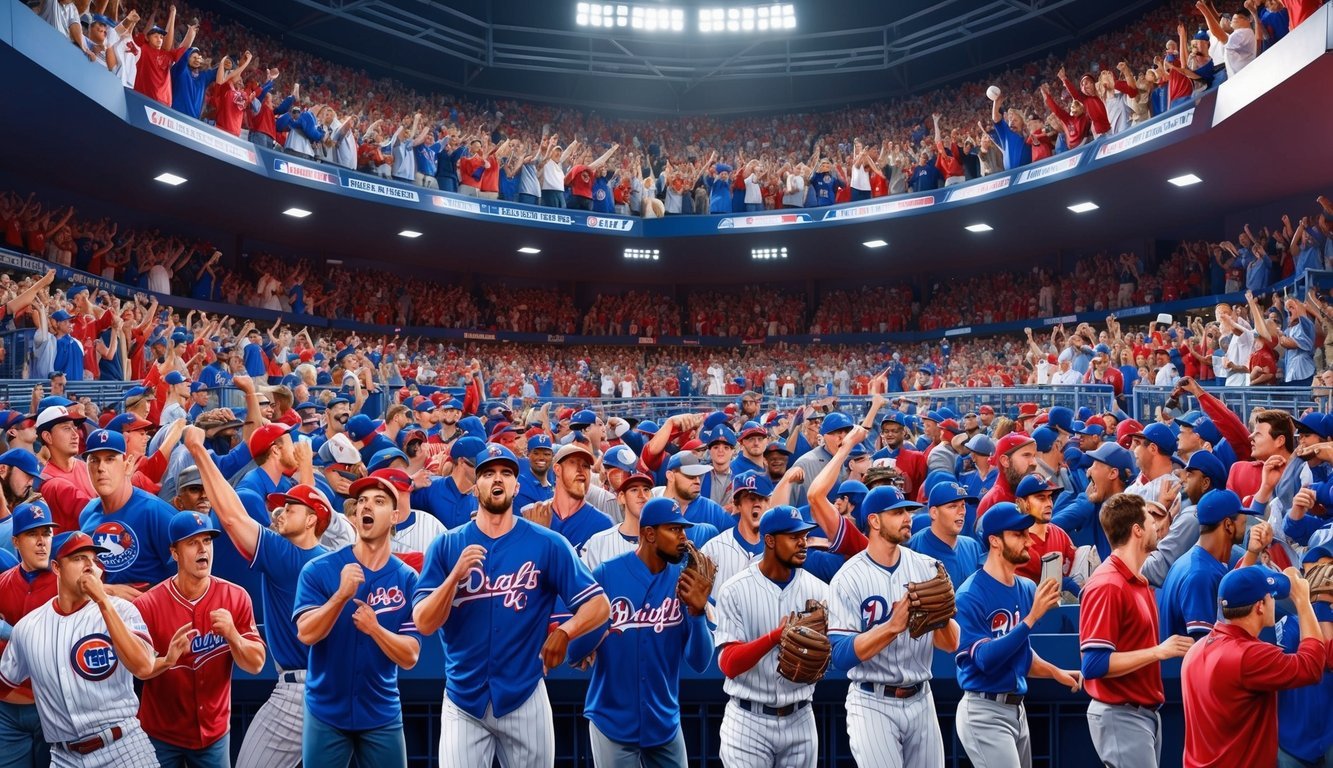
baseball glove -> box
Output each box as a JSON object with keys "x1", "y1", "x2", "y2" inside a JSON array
[
  {"x1": 682, "y1": 540, "x2": 718, "y2": 593},
  {"x1": 906, "y1": 562, "x2": 956, "y2": 639},
  {"x1": 1307, "y1": 562, "x2": 1333, "y2": 603},
  {"x1": 777, "y1": 600, "x2": 831, "y2": 684}
]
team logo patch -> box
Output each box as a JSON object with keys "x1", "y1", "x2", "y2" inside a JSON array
[
  {"x1": 455, "y1": 561, "x2": 542, "y2": 611},
  {"x1": 608, "y1": 596, "x2": 684, "y2": 633},
  {"x1": 860, "y1": 596, "x2": 890, "y2": 630},
  {"x1": 70, "y1": 634, "x2": 118, "y2": 681},
  {"x1": 366, "y1": 586, "x2": 407, "y2": 614},
  {"x1": 90, "y1": 521, "x2": 139, "y2": 573},
  {"x1": 988, "y1": 608, "x2": 1020, "y2": 638}
]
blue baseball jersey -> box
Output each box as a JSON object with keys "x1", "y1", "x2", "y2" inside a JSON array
[
  {"x1": 411, "y1": 476, "x2": 479, "y2": 529},
  {"x1": 293, "y1": 546, "x2": 421, "y2": 731},
  {"x1": 250, "y1": 527, "x2": 328, "y2": 671},
  {"x1": 79, "y1": 488, "x2": 177, "y2": 586},
  {"x1": 1276, "y1": 603, "x2": 1333, "y2": 763},
  {"x1": 580, "y1": 552, "x2": 713, "y2": 748},
  {"x1": 685, "y1": 496, "x2": 736, "y2": 532},
  {"x1": 954, "y1": 569, "x2": 1036, "y2": 695},
  {"x1": 515, "y1": 461, "x2": 553, "y2": 512},
  {"x1": 413, "y1": 518, "x2": 605, "y2": 719},
  {"x1": 1157, "y1": 545, "x2": 1228, "y2": 640},
  {"x1": 905, "y1": 529, "x2": 984, "y2": 588},
  {"x1": 228, "y1": 469, "x2": 295, "y2": 622},
  {"x1": 520, "y1": 501, "x2": 613, "y2": 556},
  {"x1": 803, "y1": 549, "x2": 845, "y2": 583}
]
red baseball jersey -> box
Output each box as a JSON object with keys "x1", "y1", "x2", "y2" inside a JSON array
[
  {"x1": 0, "y1": 565, "x2": 58, "y2": 700},
  {"x1": 134, "y1": 577, "x2": 261, "y2": 749},
  {"x1": 1015, "y1": 524, "x2": 1075, "y2": 582},
  {"x1": 1078, "y1": 554, "x2": 1164, "y2": 707}
]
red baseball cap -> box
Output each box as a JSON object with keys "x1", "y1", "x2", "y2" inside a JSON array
[
  {"x1": 248, "y1": 423, "x2": 293, "y2": 458},
  {"x1": 266, "y1": 484, "x2": 335, "y2": 535},
  {"x1": 1017, "y1": 403, "x2": 1039, "y2": 418},
  {"x1": 348, "y1": 468, "x2": 412, "y2": 505},
  {"x1": 681, "y1": 438, "x2": 705, "y2": 452},
  {"x1": 992, "y1": 432, "x2": 1035, "y2": 459},
  {"x1": 979, "y1": 405, "x2": 995, "y2": 415},
  {"x1": 1115, "y1": 418, "x2": 1145, "y2": 450}
]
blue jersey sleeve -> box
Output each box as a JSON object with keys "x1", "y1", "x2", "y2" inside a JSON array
[
  {"x1": 1177, "y1": 571, "x2": 1220, "y2": 637},
  {"x1": 546, "y1": 533, "x2": 604, "y2": 612},
  {"x1": 213, "y1": 441, "x2": 253, "y2": 479},
  {"x1": 412, "y1": 530, "x2": 453, "y2": 606},
  {"x1": 954, "y1": 580, "x2": 1031, "y2": 673},
  {"x1": 293, "y1": 555, "x2": 332, "y2": 619}
]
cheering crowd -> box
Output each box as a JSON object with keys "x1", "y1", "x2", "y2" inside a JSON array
[{"x1": 33, "y1": 0, "x2": 1325, "y2": 214}]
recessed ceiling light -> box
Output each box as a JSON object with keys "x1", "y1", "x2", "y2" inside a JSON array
[
  {"x1": 154, "y1": 172, "x2": 187, "y2": 186},
  {"x1": 862, "y1": 239, "x2": 888, "y2": 248},
  {"x1": 1168, "y1": 173, "x2": 1202, "y2": 187},
  {"x1": 283, "y1": 208, "x2": 312, "y2": 218},
  {"x1": 965, "y1": 223, "x2": 993, "y2": 233},
  {"x1": 517, "y1": 247, "x2": 541, "y2": 254},
  {"x1": 1067, "y1": 202, "x2": 1099, "y2": 213},
  {"x1": 398, "y1": 230, "x2": 422, "y2": 238}
]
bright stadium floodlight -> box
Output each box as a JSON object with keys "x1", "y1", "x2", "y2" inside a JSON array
[
  {"x1": 965, "y1": 223, "x2": 993, "y2": 233},
  {"x1": 580, "y1": 2, "x2": 684, "y2": 32},
  {"x1": 624, "y1": 248, "x2": 660, "y2": 260},
  {"x1": 700, "y1": 4, "x2": 792, "y2": 32},
  {"x1": 1168, "y1": 173, "x2": 1203, "y2": 187},
  {"x1": 1067, "y1": 201, "x2": 1099, "y2": 213},
  {"x1": 751, "y1": 247, "x2": 788, "y2": 260},
  {"x1": 862, "y1": 239, "x2": 888, "y2": 249}
]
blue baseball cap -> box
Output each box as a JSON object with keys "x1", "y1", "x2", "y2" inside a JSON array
[
  {"x1": 603, "y1": 444, "x2": 638, "y2": 473},
  {"x1": 121, "y1": 386, "x2": 153, "y2": 403},
  {"x1": 763, "y1": 441, "x2": 791, "y2": 456},
  {"x1": 449, "y1": 436, "x2": 487, "y2": 463},
  {"x1": 1218, "y1": 566, "x2": 1290, "y2": 609},
  {"x1": 1087, "y1": 442, "x2": 1135, "y2": 474},
  {"x1": 1297, "y1": 412, "x2": 1329, "y2": 439},
  {"x1": 837, "y1": 479, "x2": 869, "y2": 499},
  {"x1": 527, "y1": 433, "x2": 554, "y2": 451},
  {"x1": 635, "y1": 420, "x2": 661, "y2": 435},
  {"x1": 168, "y1": 510, "x2": 220, "y2": 544},
  {"x1": 640, "y1": 497, "x2": 693, "y2": 528},
  {"x1": 345, "y1": 414, "x2": 380, "y2": 442},
  {"x1": 1129, "y1": 423, "x2": 1178, "y2": 456},
  {"x1": 1047, "y1": 406, "x2": 1074, "y2": 434},
  {"x1": 1030, "y1": 426, "x2": 1058, "y2": 453},
  {"x1": 979, "y1": 502, "x2": 1036, "y2": 540},
  {"x1": 857, "y1": 485, "x2": 923, "y2": 530},
  {"x1": 82, "y1": 429, "x2": 126, "y2": 457},
  {"x1": 442, "y1": 398, "x2": 463, "y2": 411},
  {"x1": 845, "y1": 442, "x2": 870, "y2": 461},
  {"x1": 1302, "y1": 544, "x2": 1333, "y2": 565},
  {"x1": 474, "y1": 443, "x2": 519, "y2": 473},
  {"x1": 11, "y1": 500, "x2": 55, "y2": 535},
  {"x1": 731, "y1": 470, "x2": 774, "y2": 500},
  {"x1": 759, "y1": 505, "x2": 817, "y2": 537},
  {"x1": 1195, "y1": 489, "x2": 1257, "y2": 526},
  {"x1": 1184, "y1": 451, "x2": 1227, "y2": 490},
  {"x1": 666, "y1": 452, "x2": 712, "y2": 477},
  {"x1": 53, "y1": 531, "x2": 108, "y2": 560},
  {"x1": 50, "y1": 309, "x2": 71, "y2": 322},
  {"x1": 413, "y1": 400, "x2": 436, "y2": 413},
  {"x1": 325, "y1": 395, "x2": 352, "y2": 408},
  {"x1": 705, "y1": 426, "x2": 737, "y2": 447},
  {"x1": 190, "y1": 381, "x2": 210, "y2": 394},
  {"x1": 964, "y1": 434, "x2": 995, "y2": 456},
  {"x1": 820, "y1": 412, "x2": 854, "y2": 436},
  {"x1": 367, "y1": 447, "x2": 409, "y2": 472},
  {"x1": 928, "y1": 481, "x2": 979, "y2": 507},
  {"x1": 164, "y1": 371, "x2": 187, "y2": 386},
  {"x1": 1014, "y1": 474, "x2": 1062, "y2": 499},
  {"x1": 1076, "y1": 423, "x2": 1106, "y2": 438},
  {"x1": 0, "y1": 448, "x2": 43, "y2": 479},
  {"x1": 570, "y1": 409, "x2": 598, "y2": 428}
]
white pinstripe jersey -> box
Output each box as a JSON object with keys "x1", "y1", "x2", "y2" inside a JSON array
[
  {"x1": 829, "y1": 546, "x2": 940, "y2": 686},
  {"x1": 0, "y1": 597, "x2": 150, "y2": 743},
  {"x1": 581, "y1": 526, "x2": 636, "y2": 572},
  {"x1": 714, "y1": 564, "x2": 829, "y2": 706},
  {"x1": 392, "y1": 509, "x2": 445, "y2": 556},
  {"x1": 700, "y1": 527, "x2": 762, "y2": 600}
]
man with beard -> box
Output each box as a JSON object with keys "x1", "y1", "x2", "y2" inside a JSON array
[
  {"x1": 976, "y1": 434, "x2": 1039, "y2": 524},
  {"x1": 413, "y1": 444, "x2": 610, "y2": 768},
  {"x1": 521, "y1": 443, "x2": 614, "y2": 556},
  {"x1": 1012, "y1": 475, "x2": 1076, "y2": 594},
  {"x1": 0, "y1": 502, "x2": 55, "y2": 768},
  {"x1": 582, "y1": 472, "x2": 717, "y2": 571},
  {"x1": 412, "y1": 436, "x2": 483, "y2": 529},
  {"x1": 184, "y1": 427, "x2": 334, "y2": 768},
  {"x1": 661, "y1": 453, "x2": 735, "y2": 533},
  {"x1": 1078, "y1": 493, "x2": 1193, "y2": 768},
  {"x1": 429, "y1": 398, "x2": 464, "y2": 446},
  {"x1": 954, "y1": 503, "x2": 1082, "y2": 768},
  {"x1": 907, "y1": 481, "x2": 984, "y2": 588},
  {"x1": 872, "y1": 412, "x2": 927, "y2": 498},
  {"x1": 713, "y1": 506, "x2": 829, "y2": 768},
  {"x1": 313, "y1": 395, "x2": 354, "y2": 453},
  {"x1": 0, "y1": 449, "x2": 66, "y2": 541},
  {"x1": 829, "y1": 485, "x2": 960, "y2": 768},
  {"x1": 732, "y1": 422, "x2": 768, "y2": 476},
  {"x1": 569, "y1": 497, "x2": 714, "y2": 765},
  {"x1": 1052, "y1": 443, "x2": 1136, "y2": 562},
  {"x1": 134, "y1": 511, "x2": 265, "y2": 766},
  {"x1": 78, "y1": 429, "x2": 177, "y2": 595},
  {"x1": 515, "y1": 433, "x2": 555, "y2": 512},
  {"x1": 1158, "y1": 489, "x2": 1267, "y2": 640}
]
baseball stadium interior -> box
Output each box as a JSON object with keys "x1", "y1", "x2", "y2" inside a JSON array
[{"x1": 2, "y1": 0, "x2": 1333, "y2": 766}]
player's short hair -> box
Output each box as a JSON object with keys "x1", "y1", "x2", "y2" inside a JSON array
[
  {"x1": 1099, "y1": 493, "x2": 1148, "y2": 549},
  {"x1": 1221, "y1": 602, "x2": 1256, "y2": 620},
  {"x1": 1253, "y1": 409, "x2": 1295, "y2": 453},
  {"x1": 385, "y1": 404, "x2": 409, "y2": 422}
]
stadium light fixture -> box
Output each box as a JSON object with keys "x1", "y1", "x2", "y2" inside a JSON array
[
  {"x1": 1067, "y1": 202, "x2": 1099, "y2": 213},
  {"x1": 517, "y1": 246, "x2": 542, "y2": 254},
  {"x1": 283, "y1": 207, "x2": 312, "y2": 218},
  {"x1": 154, "y1": 172, "x2": 187, "y2": 186},
  {"x1": 751, "y1": 247, "x2": 788, "y2": 260},
  {"x1": 624, "y1": 248, "x2": 660, "y2": 260},
  {"x1": 578, "y1": 3, "x2": 684, "y2": 31},
  {"x1": 862, "y1": 239, "x2": 888, "y2": 249},
  {"x1": 398, "y1": 230, "x2": 422, "y2": 238},
  {"x1": 699, "y1": 4, "x2": 795, "y2": 32},
  {"x1": 964, "y1": 223, "x2": 993, "y2": 233},
  {"x1": 1168, "y1": 173, "x2": 1203, "y2": 187}
]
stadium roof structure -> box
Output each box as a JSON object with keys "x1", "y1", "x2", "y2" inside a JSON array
[{"x1": 196, "y1": 0, "x2": 1164, "y2": 114}]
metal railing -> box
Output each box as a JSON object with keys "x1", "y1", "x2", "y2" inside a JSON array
[{"x1": 1131, "y1": 384, "x2": 1325, "y2": 423}]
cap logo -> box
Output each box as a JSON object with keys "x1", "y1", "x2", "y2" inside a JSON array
[
  {"x1": 31, "y1": 507, "x2": 44, "y2": 520},
  {"x1": 193, "y1": 514, "x2": 204, "y2": 526},
  {"x1": 744, "y1": 476, "x2": 756, "y2": 489},
  {"x1": 789, "y1": 509, "x2": 801, "y2": 520},
  {"x1": 488, "y1": 444, "x2": 503, "y2": 457},
  {"x1": 96, "y1": 432, "x2": 108, "y2": 444}
]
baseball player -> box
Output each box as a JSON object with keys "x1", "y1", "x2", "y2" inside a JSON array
[
  {"x1": 569, "y1": 497, "x2": 714, "y2": 765},
  {"x1": 1011, "y1": 475, "x2": 1077, "y2": 591},
  {"x1": 1078, "y1": 493, "x2": 1192, "y2": 768},
  {"x1": 183, "y1": 426, "x2": 334, "y2": 768},
  {"x1": 294, "y1": 470, "x2": 423, "y2": 768},
  {"x1": 954, "y1": 502, "x2": 1081, "y2": 768},
  {"x1": 1182, "y1": 564, "x2": 1329, "y2": 766},
  {"x1": 906, "y1": 481, "x2": 984, "y2": 587},
  {"x1": 827, "y1": 485, "x2": 961, "y2": 768},
  {"x1": 1276, "y1": 544, "x2": 1333, "y2": 765},
  {"x1": 581, "y1": 471, "x2": 717, "y2": 571},
  {"x1": 134, "y1": 510, "x2": 266, "y2": 766},
  {"x1": 411, "y1": 435, "x2": 484, "y2": 528},
  {"x1": 659, "y1": 452, "x2": 735, "y2": 532},
  {"x1": 700, "y1": 470, "x2": 777, "y2": 596},
  {"x1": 412, "y1": 443, "x2": 611, "y2": 768},
  {"x1": 714, "y1": 505, "x2": 829, "y2": 768},
  {"x1": 0, "y1": 501, "x2": 57, "y2": 768},
  {"x1": 515, "y1": 432, "x2": 555, "y2": 512},
  {"x1": 0, "y1": 531, "x2": 166, "y2": 767},
  {"x1": 1158, "y1": 489, "x2": 1264, "y2": 640},
  {"x1": 78, "y1": 428, "x2": 178, "y2": 595},
  {"x1": 521, "y1": 442, "x2": 614, "y2": 556}
]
